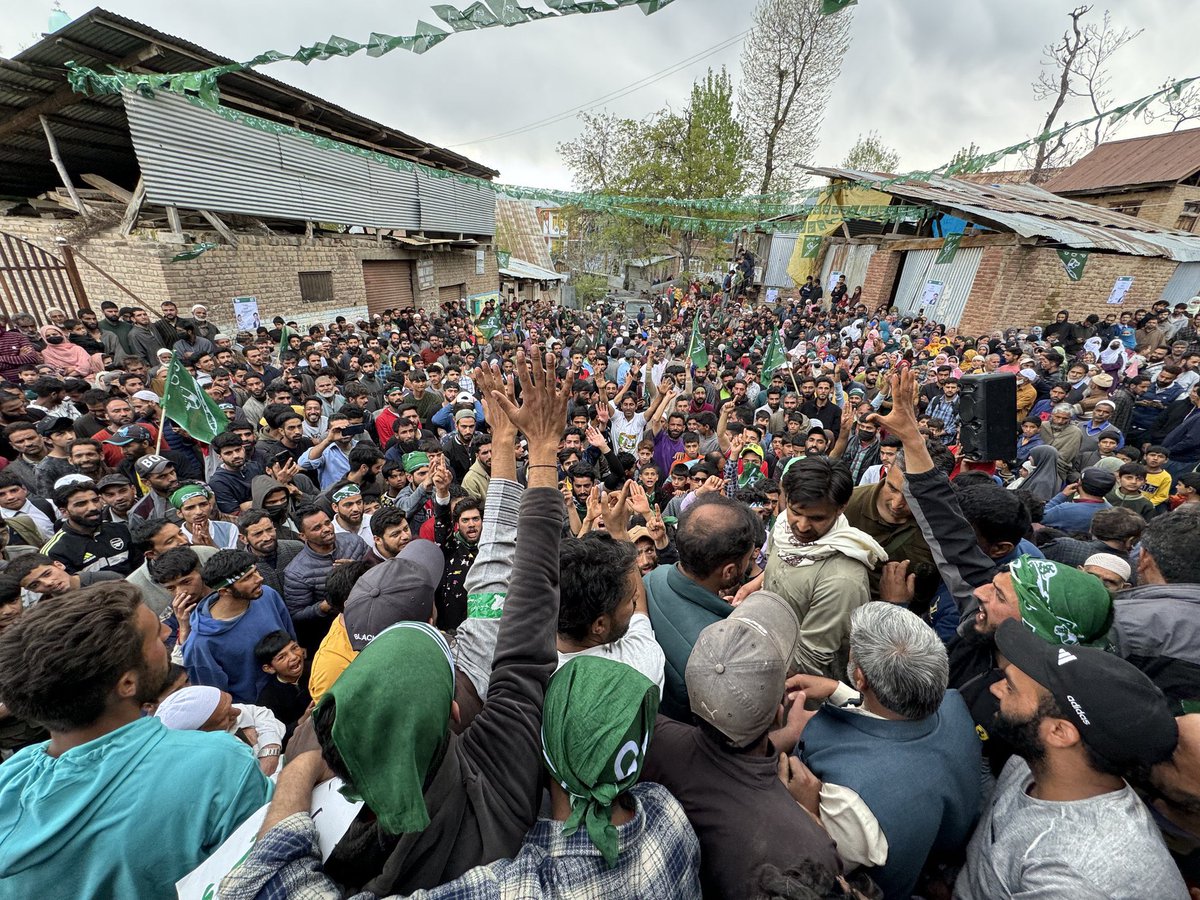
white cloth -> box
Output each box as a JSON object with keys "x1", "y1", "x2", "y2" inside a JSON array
[
  {"x1": 770, "y1": 513, "x2": 887, "y2": 570},
  {"x1": 155, "y1": 685, "x2": 222, "y2": 729}
]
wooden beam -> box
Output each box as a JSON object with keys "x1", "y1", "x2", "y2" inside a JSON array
[
  {"x1": 59, "y1": 245, "x2": 90, "y2": 310},
  {"x1": 118, "y1": 177, "x2": 146, "y2": 236},
  {"x1": 166, "y1": 205, "x2": 182, "y2": 235},
  {"x1": 198, "y1": 209, "x2": 239, "y2": 247},
  {"x1": 0, "y1": 44, "x2": 162, "y2": 140},
  {"x1": 39, "y1": 115, "x2": 89, "y2": 218},
  {"x1": 53, "y1": 36, "x2": 124, "y2": 64},
  {"x1": 0, "y1": 56, "x2": 66, "y2": 82},
  {"x1": 80, "y1": 173, "x2": 134, "y2": 203},
  {"x1": 305, "y1": 221, "x2": 313, "y2": 239}
]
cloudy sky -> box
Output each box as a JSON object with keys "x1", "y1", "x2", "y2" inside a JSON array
[{"x1": 3, "y1": 0, "x2": 1194, "y2": 191}]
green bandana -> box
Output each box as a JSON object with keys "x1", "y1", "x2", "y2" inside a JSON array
[
  {"x1": 320, "y1": 622, "x2": 454, "y2": 835},
  {"x1": 331, "y1": 483, "x2": 362, "y2": 503},
  {"x1": 402, "y1": 451, "x2": 430, "y2": 474},
  {"x1": 1008, "y1": 555, "x2": 1113, "y2": 646},
  {"x1": 170, "y1": 483, "x2": 212, "y2": 509},
  {"x1": 541, "y1": 656, "x2": 659, "y2": 867}
]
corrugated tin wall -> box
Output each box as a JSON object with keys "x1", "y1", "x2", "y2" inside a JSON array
[
  {"x1": 1161, "y1": 262, "x2": 1200, "y2": 304},
  {"x1": 764, "y1": 233, "x2": 797, "y2": 288},
  {"x1": 892, "y1": 247, "x2": 983, "y2": 326},
  {"x1": 123, "y1": 89, "x2": 494, "y2": 235},
  {"x1": 820, "y1": 243, "x2": 876, "y2": 295}
]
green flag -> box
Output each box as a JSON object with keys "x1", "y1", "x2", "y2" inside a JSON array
[
  {"x1": 820, "y1": 0, "x2": 857, "y2": 13},
  {"x1": 169, "y1": 242, "x2": 218, "y2": 262},
  {"x1": 801, "y1": 235, "x2": 822, "y2": 259},
  {"x1": 1057, "y1": 249, "x2": 1088, "y2": 282},
  {"x1": 496, "y1": 250, "x2": 511, "y2": 268},
  {"x1": 276, "y1": 325, "x2": 293, "y2": 360},
  {"x1": 935, "y1": 232, "x2": 962, "y2": 265},
  {"x1": 760, "y1": 329, "x2": 786, "y2": 389},
  {"x1": 476, "y1": 312, "x2": 502, "y2": 341},
  {"x1": 161, "y1": 356, "x2": 227, "y2": 445},
  {"x1": 687, "y1": 314, "x2": 708, "y2": 369}
]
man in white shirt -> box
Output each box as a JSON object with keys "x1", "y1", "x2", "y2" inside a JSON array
[
  {"x1": 0, "y1": 470, "x2": 57, "y2": 540},
  {"x1": 329, "y1": 482, "x2": 372, "y2": 540}
]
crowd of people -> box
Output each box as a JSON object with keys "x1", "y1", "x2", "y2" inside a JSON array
[{"x1": 0, "y1": 281, "x2": 1199, "y2": 899}]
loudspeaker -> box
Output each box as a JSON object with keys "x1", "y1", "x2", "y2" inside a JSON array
[{"x1": 957, "y1": 373, "x2": 1017, "y2": 461}]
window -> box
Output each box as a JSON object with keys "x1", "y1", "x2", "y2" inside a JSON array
[
  {"x1": 1177, "y1": 201, "x2": 1200, "y2": 234},
  {"x1": 1110, "y1": 203, "x2": 1142, "y2": 218},
  {"x1": 298, "y1": 270, "x2": 334, "y2": 304}
]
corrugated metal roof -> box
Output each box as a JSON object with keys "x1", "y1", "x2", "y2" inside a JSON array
[
  {"x1": 494, "y1": 199, "x2": 555, "y2": 270},
  {"x1": 500, "y1": 258, "x2": 563, "y2": 281},
  {"x1": 0, "y1": 6, "x2": 496, "y2": 198},
  {"x1": 1043, "y1": 128, "x2": 1200, "y2": 194},
  {"x1": 806, "y1": 166, "x2": 1200, "y2": 262}
]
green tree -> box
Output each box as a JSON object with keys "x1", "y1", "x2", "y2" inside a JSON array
[{"x1": 841, "y1": 131, "x2": 900, "y2": 174}]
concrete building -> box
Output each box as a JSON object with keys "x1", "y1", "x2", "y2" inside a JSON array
[{"x1": 0, "y1": 9, "x2": 499, "y2": 329}]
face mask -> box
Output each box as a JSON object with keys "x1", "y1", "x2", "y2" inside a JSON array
[{"x1": 45, "y1": 335, "x2": 64, "y2": 345}]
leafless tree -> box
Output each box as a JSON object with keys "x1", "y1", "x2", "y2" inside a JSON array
[
  {"x1": 1146, "y1": 76, "x2": 1200, "y2": 133},
  {"x1": 737, "y1": 0, "x2": 853, "y2": 195},
  {"x1": 1026, "y1": 6, "x2": 1140, "y2": 182}
]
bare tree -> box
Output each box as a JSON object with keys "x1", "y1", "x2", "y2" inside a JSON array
[
  {"x1": 738, "y1": 0, "x2": 853, "y2": 195},
  {"x1": 841, "y1": 131, "x2": 900, "y2": 174},
  {"x1": 1146, "y1": 76, "x2": 1200, "y2": 132},
  {"x1": 1026, "y1": 6, "x2": 1141, "y2": 182},
  {"x1": 1027, "y1": 5, "x2": 1091, "y2": 182},
  {"x1": 1071, "y1": 10, "x2": 1142, "y2": 147}
]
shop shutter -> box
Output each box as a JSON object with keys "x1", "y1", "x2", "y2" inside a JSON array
[{"x1": 362, "y1": 261, "x2": 414, "y2": 315}]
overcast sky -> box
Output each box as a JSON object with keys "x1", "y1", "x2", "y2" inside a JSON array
[{"x1": 2, "y1": 1, "x2": 1194, "y2": 191}]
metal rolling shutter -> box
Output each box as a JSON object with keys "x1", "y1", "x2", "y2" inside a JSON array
[
  {"x1": 362, "y1": 261, "x2": 414, "y2": 315},
  {"x1": 891, "y1": 247, "x2": 983, "y2": 326},
  {"x1": 439, "y1": 283, "x2": 466, "y2": 306}
]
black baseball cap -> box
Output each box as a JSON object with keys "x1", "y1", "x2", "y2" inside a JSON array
[
  {"x1": 35, "y1": 416, "x2": 74, "y2": 437},
  {"x1": 995, "y1": 620, "x2": 1178, "y2": 768}
]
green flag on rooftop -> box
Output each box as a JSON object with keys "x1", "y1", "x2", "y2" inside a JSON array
[{"x1": 161, "y1": 356, "x2": 228, "y2": 445}]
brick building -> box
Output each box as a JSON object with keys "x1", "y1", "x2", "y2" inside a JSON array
[
  {"x1": 0, "y1": 10, "x2": 500, "y2": 329},
  {"x1": 796, "y1": 166, "x2": 1200, "y2": 335}
]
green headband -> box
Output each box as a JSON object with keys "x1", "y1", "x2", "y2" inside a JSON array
[
  {"x1": 541, "y1": 656, "x2": 659, "y2": 867},
  {"x1": 210, "y1": 565, "x2": 257, "y2": 591},
  {"x1": 402, "y1": 451, "x2": 430, "y2": 474},
  {"x1": 170, "y1": 483, "x2": 212, "y2": 509},
  {"x1": 331, "y1": 483, "x2": 362, "y2": 503},
  {"x1": 1008, "y1": 555, "x2": 1113, "y2": 647}
]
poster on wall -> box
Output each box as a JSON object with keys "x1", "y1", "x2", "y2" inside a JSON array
[
  {"x1": 920, "y1": 280, "x2": 946, "y2": 309},
  {"x1": 1106, "y1": 276, "x2": 1135, "y2": 305},
  {"x1": 827, "y1": 271, "x2": 843, "y2": 294},
  {"x1": 232, "y1": 296, "x2": 260, "y2": 332},
  {"x1": 765, "y1": 288, "x2": 780, "y2": 305}
]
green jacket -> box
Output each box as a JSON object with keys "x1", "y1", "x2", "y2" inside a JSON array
[{"x1": 644, "y1": 563, "x2": 731, "y2": 722}]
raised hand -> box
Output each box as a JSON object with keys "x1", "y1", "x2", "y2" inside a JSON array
[
  {"x1": 488, "y1": 350, "x2": 572, "y2": 455},
  {"x1": 474, "y1": 363, "x2": 514, "y2": 443},
  {"x1": 585, "y1": 424, "x2": 608, "y2": 450},
  {"x1": 585, "y1": 484, "x2": 603, "y2": 521},
  {"x1": 603, "y1": 481, "x2": 632, "y2": 539},
  {"x1": 866, "y1": 368, "x2": 920, "y2": 440},
  {"x1": 627, "y1": 481, "x2": 652, "y2": 516}
]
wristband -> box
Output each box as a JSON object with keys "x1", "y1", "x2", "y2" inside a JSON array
[{"x1": 257, "y1": 747, "x2": 281, "y2": 758}]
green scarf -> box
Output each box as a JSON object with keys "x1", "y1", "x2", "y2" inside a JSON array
[
  {"x1": 1008, "y1": 555, "x2": 1113, "y2": 646},
  {"x1": 541, "y1": 656, "x2": 659, "y2": 867},
  {"x1": 320, "y1": 622, "x2": 454, "y2": 834},
  {"x1": 170, "y1": 483, "x2": 212, "y2": 509}
]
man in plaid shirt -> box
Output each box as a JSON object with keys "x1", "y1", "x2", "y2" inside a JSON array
[{"x1": 925, "y1": 379, "x2": 962, "y2": 445}]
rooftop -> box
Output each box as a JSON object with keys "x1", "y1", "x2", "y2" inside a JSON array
[
  {"x1": 0, "y1": 7, "x2": 497, "y2": 199},
  {"x1": 1043, "y1": 128, "x2": 1200, "y2": 195}
]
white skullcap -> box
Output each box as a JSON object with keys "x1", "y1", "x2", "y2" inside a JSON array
[
  {"x1": 155, "y1": 685, "x2": 222, "y2": 730},
  {"x1": 53, "y1": 473, "x2": 93, "y2": 491},
  {"x1": 132, "y1": 390, "x2": 160, "y2": 403},
  {"x1": 1084, "y1": 553, "x2": 1131, "y2": 582}
]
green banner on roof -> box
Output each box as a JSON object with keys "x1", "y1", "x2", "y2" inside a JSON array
[{"x1": 935, "y1": 232, "x2": 962, "y2": 265}]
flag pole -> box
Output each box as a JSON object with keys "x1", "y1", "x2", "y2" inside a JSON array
[{"x1": 154, "y1": 401, "x2": 167, "y2": 453}]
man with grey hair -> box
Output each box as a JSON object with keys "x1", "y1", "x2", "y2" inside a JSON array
[
  {"x1": 1039, "y1": 403, "x2": 1084, "y2": 478},
  {"x1": 788, "y1": 603, "x2": 982, "y2": 899}
]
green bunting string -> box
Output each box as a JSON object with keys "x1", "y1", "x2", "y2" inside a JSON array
[{"x1": 65, "y1": 0, "x2": 679, "y2": 103}]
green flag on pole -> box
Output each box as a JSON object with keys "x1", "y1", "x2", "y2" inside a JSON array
[
  {"x1": 161, "y1": 356, "x2": 228, "y2": 445},
  {"x1": 1056, "y1": 249, "x2": 1088, "y2": 281},
  {"x1": 801, "y1": 235, "x2": 823, "y2": 259},
  {"x1": 687, "y1": 313, "x2": 708, "y2": 369},
  {"x1": 935, "y1": 232, "x2": 962, "y2": 265},
  {"x1": 276, "y1": 325, "x2": 293, "y2": 360},
  {"x1": 760, "y1": 329, "x2": 786, "y2": 389}
]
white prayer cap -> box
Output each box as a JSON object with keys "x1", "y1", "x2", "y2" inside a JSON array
[
  {"x1": 1084, "y1": 553, "x2": 1131, "y2": 583},
  {"x1": 155, "y1": 685, "x2": 222, "y2": 730}
]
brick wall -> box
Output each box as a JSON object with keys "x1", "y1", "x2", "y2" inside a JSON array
[
  {"x1": 858, "y1": 244, "x2": 902, "y2": 310},
  {"x1": 0, "y1": 216, "x2": 499, "y2": 330},
  {"x1": 1063, "y1": 184, "x2": 1200, "y2": 230}
]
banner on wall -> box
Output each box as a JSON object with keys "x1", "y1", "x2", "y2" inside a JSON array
[
  {"x1": 935, "y1": 233, "x2": 963, "y2": 265},
  {"x1": 1106, "y1": 276, "x2": 1135, "y2": 305},
  {"x1": 827, "y1": 271, "x2": 844, "y2": 294},
  {"x1": 232, "y1": 296, "x2": 260, "y2": 332}
]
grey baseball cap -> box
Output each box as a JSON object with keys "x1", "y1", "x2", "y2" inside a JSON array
[
  {"x1": 343, "y1": 539, "x2": 445, "y2": 651},
  {"x1": 686, "y1": 591, "x2": 800, "y2": 748}
]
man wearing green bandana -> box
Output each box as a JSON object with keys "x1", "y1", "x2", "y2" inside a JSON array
[{"x1": 221, "y1": 351, "x2": 576, "y2": 896}]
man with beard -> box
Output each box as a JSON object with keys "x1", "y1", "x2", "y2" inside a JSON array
[
  {"x1": 1039, "y1": 403, "x2": 1084, "y2": 479},
  {"x1": 462, "y1": 433, "x2": 492, "y2": 501},
  {"x1": 94, "y1": 398, "x2": 155, "y2": 469},
  {"x1": 240, "y1": 373, "x2": 270, "y2": 428},
  {"x1": 97, "y1": 474, "x2": 138, "y2": 525},
  {"x1": 128, "y1": 455, "x2": 181, "y2": 526},
  {"x1": 329, "y1": 481, "x2": 371, "y2": 540},
  {"x1": 238, "y1": 508, "x2": 304, "y2": 596},
  {"x1": 209, "y1": 433, "x2": 264, "y2": 516},
  {"x1": 67, "y1": 438, "x2": 111, "y2": 483},
  {"x1": 956, "y1": 619, "x2": 1185, "y2": 899},
  {"x1": 41, "y1": 480, "x2": 140, "y2": 577},
  {"x1": 364, "y1": 504, "x2": 412, "y2": 563},
  {"x1": 183, "y1": 549, "x2": 295, "y2": 704},
  {"x1": 126, "y1": 308, "x2": 165, "y2": 364},
  {"x1": 3, "y1": 420, "x2": 48, "y2": 491},
  {"x1": 649, "y1": 391, "x2": 688, "y2": 476},
  {"x1": 187, "y1": 303, "x2": 221, "y2": 344},
  {"x1": 645, "y1": 493, "x2": 764, "y2": 721},
  {"x1": 96, "y1": 299, "x2": 133, "y2": 353},
  {"x1": 154, "y1": 300, "x2": 182, "y2": 349},
  {"x1": 0, "y1": 582, "x2": 270, "y2": 897},
  {"x1": 283, "y1": 505, "x2": 369, "y2": 651},
  {"x1": 372, "y1": 383, "x2": 408, "y2": 446},
  {"x1": 431, "y1": 456, "x2": 482, "y2": 629}
]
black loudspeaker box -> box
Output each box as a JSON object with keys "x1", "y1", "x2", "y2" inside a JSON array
[{"x1": 957, "y1": 373, "x2": 1017, "y2": 461}]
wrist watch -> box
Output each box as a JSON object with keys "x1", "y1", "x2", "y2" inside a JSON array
[{"x1": 257, "y1": 746, "x2": 281, "y2": 759}]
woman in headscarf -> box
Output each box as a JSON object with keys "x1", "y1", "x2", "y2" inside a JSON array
[
  {"x1": 38, "y1": 324, "x2": 102, "y2": 379},
  {"x1": 1098, "y1": 339, "x2": 1129, "y2": 378},
  {"x1": 1009, "y1": 444, "x2": 1063, "y2": 502}
]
